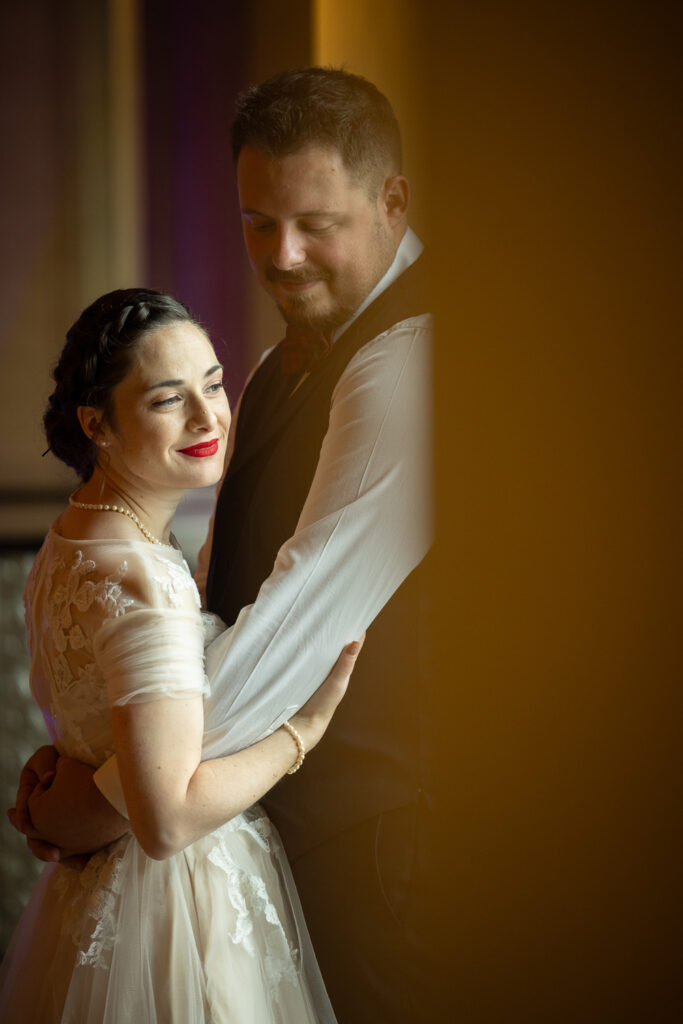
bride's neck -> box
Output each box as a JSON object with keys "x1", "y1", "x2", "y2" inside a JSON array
[{"x1": 75, "y1": 468, "x2": 181, "y2": 543}]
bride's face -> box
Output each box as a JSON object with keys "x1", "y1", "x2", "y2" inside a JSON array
[{"x1": 96, "y1": 321, "x2": 231, "y2": 495}]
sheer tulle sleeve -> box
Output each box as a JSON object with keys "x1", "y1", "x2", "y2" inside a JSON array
[
  {"x1": 92, "y1": 544, "x2": 210, "y2": 706},
  {"x1": 95, "y1": 609, "x2": 209, "y2": 705}
]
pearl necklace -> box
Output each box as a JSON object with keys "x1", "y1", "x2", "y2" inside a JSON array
[{"x1": 68, "y1": 495, "x2": 164, "y2": 546}]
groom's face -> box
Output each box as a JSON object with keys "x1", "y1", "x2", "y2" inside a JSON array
[{"x1": 237, "y1": 144, "x2": 400, "y2": 333}]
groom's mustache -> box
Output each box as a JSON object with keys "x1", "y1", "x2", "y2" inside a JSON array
[{"x1": 266, "y1": 266, "x2": 331, "y2": 284}]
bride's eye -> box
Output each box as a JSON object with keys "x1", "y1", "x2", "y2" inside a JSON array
[{"x1": 152, "y1": 395, "x2": 181, "y2": 407}]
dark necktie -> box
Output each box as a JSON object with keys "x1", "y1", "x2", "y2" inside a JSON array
[{"x1": 280, "y1": 324, "x2": 333, "y2": 375}]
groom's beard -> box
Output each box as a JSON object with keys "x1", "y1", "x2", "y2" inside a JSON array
[
  {"x1": 265, "y1": 265, "x2": 357, "y2": 335},
  {"x1": 262, "y1": 213, "x2": 397, "y2": 334}
]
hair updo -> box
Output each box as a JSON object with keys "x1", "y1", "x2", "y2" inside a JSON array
[{"x1": 44, "y1": 287, "x2": 198, "y2": 482}]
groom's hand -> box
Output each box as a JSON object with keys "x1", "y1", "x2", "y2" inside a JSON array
[
  {"x1": 8, "y1": 746, "x2": 129, "y2": 869},
  {"x1": 11, "y1": 744, "x2": 58, "y2": 835},
  {"x1": 7, "y1": 808, "x2": 89, "y2": 871},
  {"x1": 8, "y1": 744, "x2": 70, "y2": 864}
]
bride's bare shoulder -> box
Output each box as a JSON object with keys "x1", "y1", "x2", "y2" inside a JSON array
[{"x1": 53, "y1": 506, "x2": 142, "y2": 544}]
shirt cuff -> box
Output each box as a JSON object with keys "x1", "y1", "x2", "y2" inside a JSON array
[{"x1": 93, "y1": 755, "x2": 129, "y2": 819}]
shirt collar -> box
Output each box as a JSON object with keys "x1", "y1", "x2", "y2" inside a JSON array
[{"x1": 332, "y1": 227, "x2": 424, "y2": 342}]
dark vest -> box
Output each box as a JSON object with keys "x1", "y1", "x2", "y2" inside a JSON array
[{"x1": 206, "y1": 254, "x2": 432, "y2": 858}]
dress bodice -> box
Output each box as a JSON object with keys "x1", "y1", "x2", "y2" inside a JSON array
[{"x1": 24, "y1": 528, "x2": 220, "y2": 766}]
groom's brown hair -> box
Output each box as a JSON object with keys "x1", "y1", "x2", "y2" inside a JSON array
[{"x1": 230, "y1": 66, "x2": 402, "y2": 195}]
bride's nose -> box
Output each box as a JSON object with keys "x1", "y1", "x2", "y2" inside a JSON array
[{"x1": 188, "y1": 395, "x2": 217, "y2": 429}]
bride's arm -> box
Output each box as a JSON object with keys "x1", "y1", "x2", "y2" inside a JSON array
[
  {"x1": 9, "y1": 536, "x2": 358, "y2": 862},
  {"x1": 112, "y1": 641, "x2": 359, "y2": 860},
  {"x1": 10, "y1": 641, "x2": 359, "y2": 861}
]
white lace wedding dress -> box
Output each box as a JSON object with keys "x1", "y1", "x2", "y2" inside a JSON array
[{"x1": 0, "y1": 528, "x2": 335, "y2": 1023}]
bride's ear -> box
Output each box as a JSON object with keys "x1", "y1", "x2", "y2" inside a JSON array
[{"x1": 77, "y1": 406, "x2": 107, "y2": 445}]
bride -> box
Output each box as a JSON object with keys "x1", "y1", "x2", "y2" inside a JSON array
[{"x1": 0, "y1": 288, "x2": 361, "y2": 1023}]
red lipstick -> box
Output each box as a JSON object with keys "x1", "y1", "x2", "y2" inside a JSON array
[{"x1": 178, "y1": 439, "x2": 219, "y2": 457}]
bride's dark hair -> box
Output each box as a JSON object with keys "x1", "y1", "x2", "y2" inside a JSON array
[{"x1": 44, "y1": 288, "x2": 198, "y2": 482}]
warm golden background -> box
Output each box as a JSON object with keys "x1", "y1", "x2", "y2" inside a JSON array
[{"x1": 1, "y1": 2, "x2": 681, "y2": 1019}]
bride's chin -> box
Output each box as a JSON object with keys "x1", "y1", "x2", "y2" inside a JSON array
[
  {"x1": 189, "y1": 461, "x2": 225, "y2": 489},
  {"x1": 206, "y1": 467, "x2": 225, "y2": 487}
]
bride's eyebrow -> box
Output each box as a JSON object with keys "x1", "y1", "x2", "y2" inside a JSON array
[{"x1": 145, "y1": 364, "x2": 222, "y2": 391}]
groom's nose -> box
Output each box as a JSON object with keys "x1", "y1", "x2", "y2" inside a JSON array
[{"x1": 270, "y1": 225, "x2": 307, "y2": 270}]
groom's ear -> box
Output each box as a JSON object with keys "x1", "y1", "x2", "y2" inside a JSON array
[{"x1": 381, "y1": 175, "x2": 409, "y2": 226}]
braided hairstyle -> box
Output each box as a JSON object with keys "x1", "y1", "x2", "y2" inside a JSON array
[{"x1": 44, "y1": 288, "x2": 198, "y2": 482}]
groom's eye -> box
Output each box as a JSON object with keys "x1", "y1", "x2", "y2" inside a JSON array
[
  {"x1": 245, "y1": 215, "x2": 274, "y2": 234},
  {"x1": 300, "y1": 220, "x2": 335, "y2": 234}
]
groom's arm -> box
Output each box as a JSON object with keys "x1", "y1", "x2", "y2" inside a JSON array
[
  {"x1": 96, "y1": 313, "x2": 432, "y2": 818},
  {"x1": 195, "y1": 314, "x2": 434, "y2": 754}
]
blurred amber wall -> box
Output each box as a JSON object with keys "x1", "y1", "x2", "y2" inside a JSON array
[
  {"x1": 318, "y1": 2, "x2": 682, "y2": 1019},
  {"x1": 421, "y1": 6, "x2": 681, "y2": 1020}
]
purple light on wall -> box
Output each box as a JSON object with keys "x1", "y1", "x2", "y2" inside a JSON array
[{"x1": 141, "y1": 0, "x2": 250, "y2": 404}]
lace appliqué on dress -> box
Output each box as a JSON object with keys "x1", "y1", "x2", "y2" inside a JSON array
[
  {"x1": 44, "y1": 552, "x2": 134, "y2": 763},
  {"x1": 150, "y1": 554, "x2": 201, "y2": 609},
  {"x1": 53, "y1": 835, "x2": 129, "y2": 969},
  {"x1": 200, "y1": 609, "x2": 225, "y2": 646},
  {"x1": 48, "y1": 551, "x2": 132, "y2": 631},
  {"x1": 207, "y1": 815, "x2": 300, "y2": 990}
]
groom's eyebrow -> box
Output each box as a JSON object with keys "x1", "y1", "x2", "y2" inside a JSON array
[{"x1": 145, "y1": 365, "x2": 222, "y2": 391}]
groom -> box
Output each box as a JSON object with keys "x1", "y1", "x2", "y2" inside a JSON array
[
  {"x1": 201, "y1": 68, "x2": 436, "y2": 1022},
  {"x1": 16, "y1": 68, "x2": 438, "y2": 1022}
]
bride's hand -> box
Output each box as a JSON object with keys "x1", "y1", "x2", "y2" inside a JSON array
[{"x1": 290, "y1": 636, "x2": 365, "y2": 751}]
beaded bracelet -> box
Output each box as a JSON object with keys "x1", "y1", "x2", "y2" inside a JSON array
[{"x1": 282, "y1": 720, "x2": 306, "y2": 774}]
